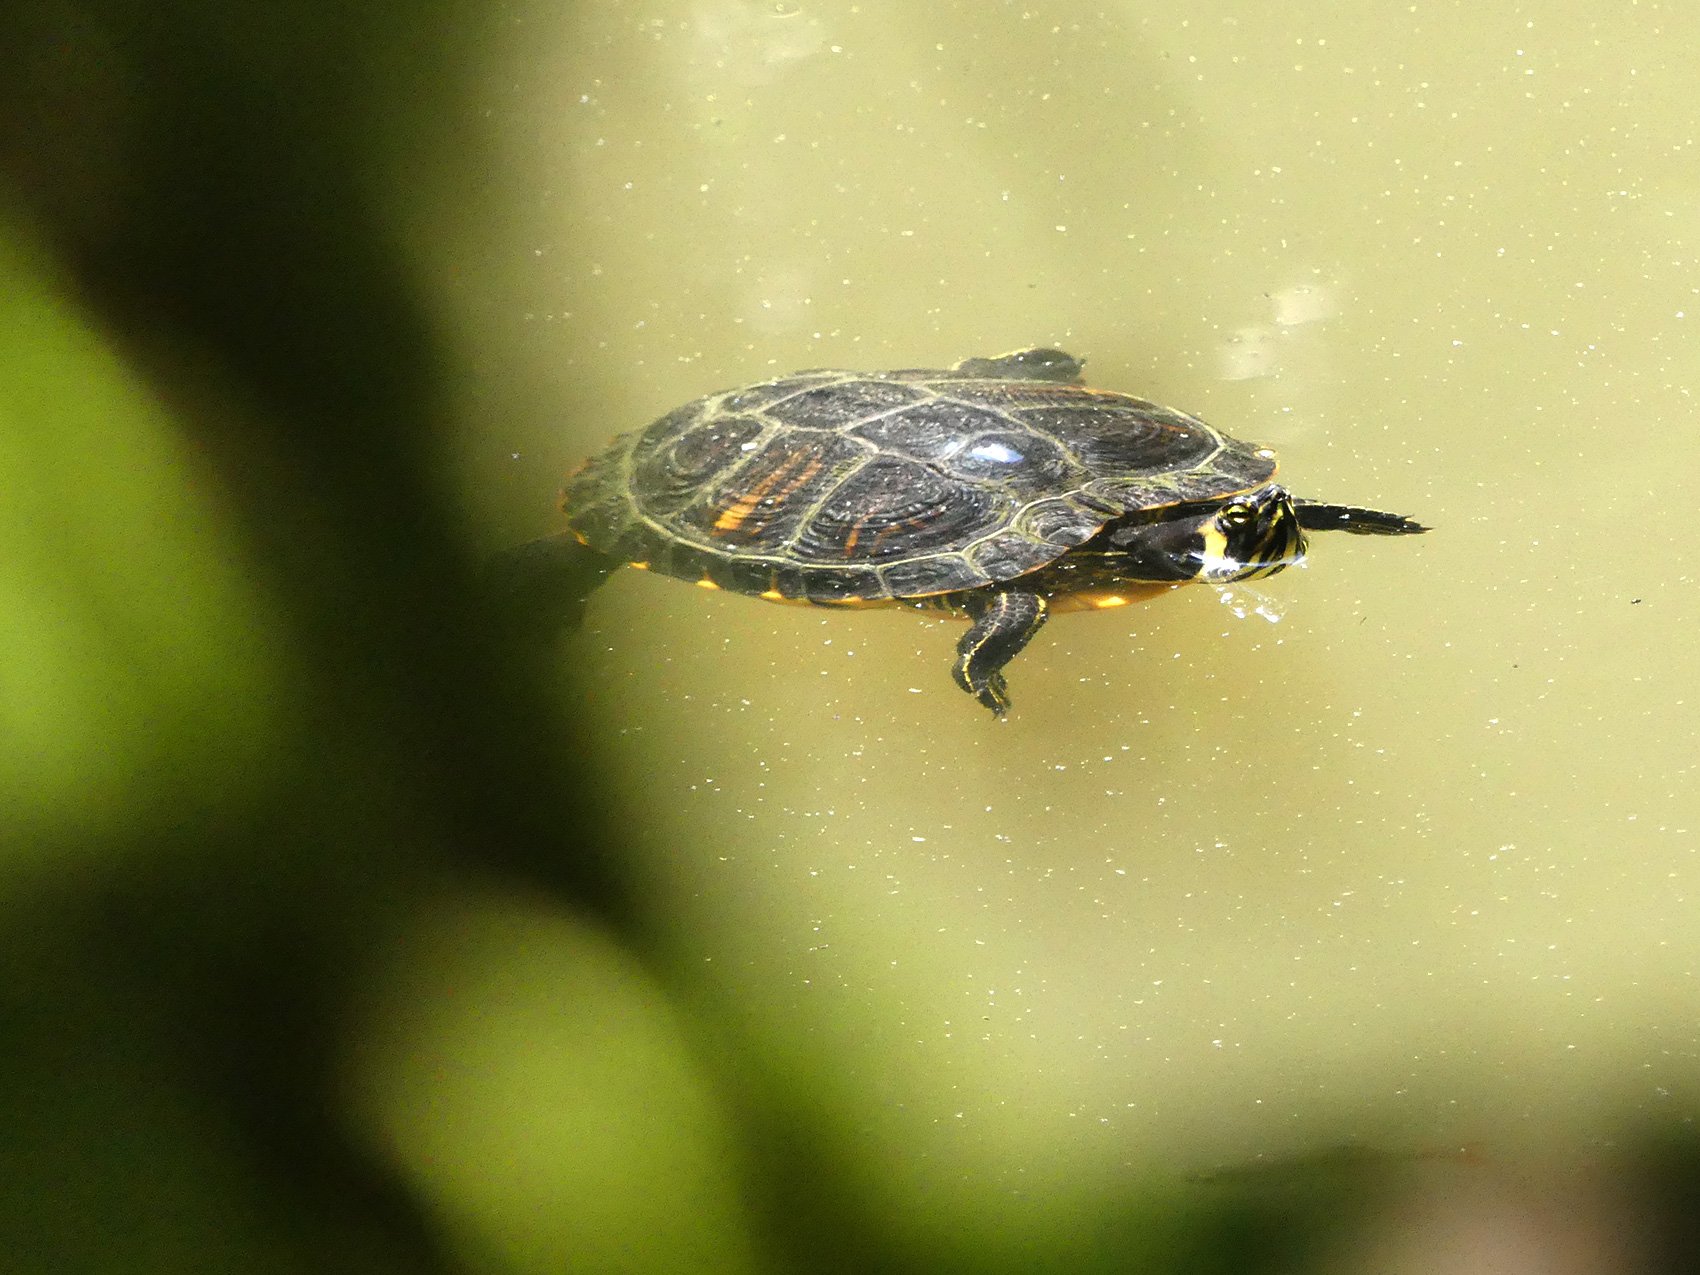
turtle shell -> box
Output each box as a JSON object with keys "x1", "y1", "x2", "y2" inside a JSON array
[{"x1": 561, "y1": 359, "x2": 1277, "y2": 605}]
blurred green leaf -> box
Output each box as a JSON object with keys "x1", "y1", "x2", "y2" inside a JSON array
[{"x1": 0, "y1": 226, "x2": 281, "y2": 865}]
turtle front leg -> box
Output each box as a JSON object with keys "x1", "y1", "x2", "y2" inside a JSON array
[
  {"x1": 1293, "y1": 501, "x2": 1428, "y2": 536},
  {"x1": 952, "y1": 590, "x2": 1049, "y2": 718}
]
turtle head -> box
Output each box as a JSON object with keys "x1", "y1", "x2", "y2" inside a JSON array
[
  {"x1": 1196, "y1": 484, "x2": 1308, "y2": 581},
  {"x1": 1107, "y1": 485, "x2": 1307, "y2": 583}
]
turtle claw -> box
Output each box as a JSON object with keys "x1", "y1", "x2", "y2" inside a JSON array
[{"x1": 954, "y1": 668, "x2": 1011, "y2": 719}]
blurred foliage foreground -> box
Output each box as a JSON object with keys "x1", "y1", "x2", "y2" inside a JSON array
[{"x1": 2, "y1": 4, "x2": 1699, "y2": 1274}]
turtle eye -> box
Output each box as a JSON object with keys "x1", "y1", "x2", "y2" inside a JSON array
[{"x1": 1219, "y1": 502, "x2": 1255, "y2": 529}]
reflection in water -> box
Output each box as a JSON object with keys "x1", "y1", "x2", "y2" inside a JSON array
[
  {"x1": 1212, "y1": 580, "x2": 1288, "y2": 625},
  {"x1": 1219, "y1": 280, "x2": 1339, "y2": 381}
]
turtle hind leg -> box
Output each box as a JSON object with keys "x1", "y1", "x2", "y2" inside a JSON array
[
  {"x1": 952, "y1": 590, "x2": 1050, "y2": 718},
  {"x1": 950, "y1": 349, "x2": 1084, "y2": 384},
  {"x1": 483, "y1": 531, "x2": 617, "y2": 644},
  {"x1": 1294, "y1": 501, "x2": 1429, "y2": 536}
]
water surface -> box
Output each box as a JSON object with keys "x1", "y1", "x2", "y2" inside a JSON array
[{"x1": 413, "y1": 0, "x2": 1700, "y2": 1247}]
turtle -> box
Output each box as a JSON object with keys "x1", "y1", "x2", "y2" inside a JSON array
[{"x1": 506, "y1": 348, "x2": 1425, "y2": 716}]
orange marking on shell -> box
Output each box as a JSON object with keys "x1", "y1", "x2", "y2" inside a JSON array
[
  {"x1": 713, "y1": 494, "x2": 761, "y2": 533},
  {"x1": 711, "y1": 451, "x2": 823, "y2": 536},
  {"x1": 759, "y1": 588, "x2": 785, "y2": 601},
  {"x1": 867, "y1": 511, "x2": 931, "y2": 554},
  {"x1": 772, "y1": 456, "x2": 823, "y2": 500},
  {"x1": 695, "y1": 577, "x2": 721, "y2": 590},
  {"x1": 630, "y1": 561, "x2": 650, "y2": 570}
]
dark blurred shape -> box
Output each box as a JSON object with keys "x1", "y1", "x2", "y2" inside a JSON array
[
  {"x1": 1632, "y1": 1130, "x2": 1700, "y2": 1274},
  {"x1": 483, "y1": 531, "x2": 617, "y2": 645},
  {"x1": 0, "y1": 1, "x2": 636, "y2": 1269}
]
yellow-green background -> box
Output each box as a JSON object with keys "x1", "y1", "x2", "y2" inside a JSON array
[{"x1": 4, "y1": 2, "x2": 1697, "y2": 1271}]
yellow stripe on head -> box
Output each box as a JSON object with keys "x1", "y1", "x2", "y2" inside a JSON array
[{"x1": 1197, "y1": 523, "x2": 1236, "y2": 580}]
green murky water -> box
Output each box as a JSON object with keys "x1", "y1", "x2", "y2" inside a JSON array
[{"x1": 386, "y1": 0, "x2": 1697, "y2": 1258}]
